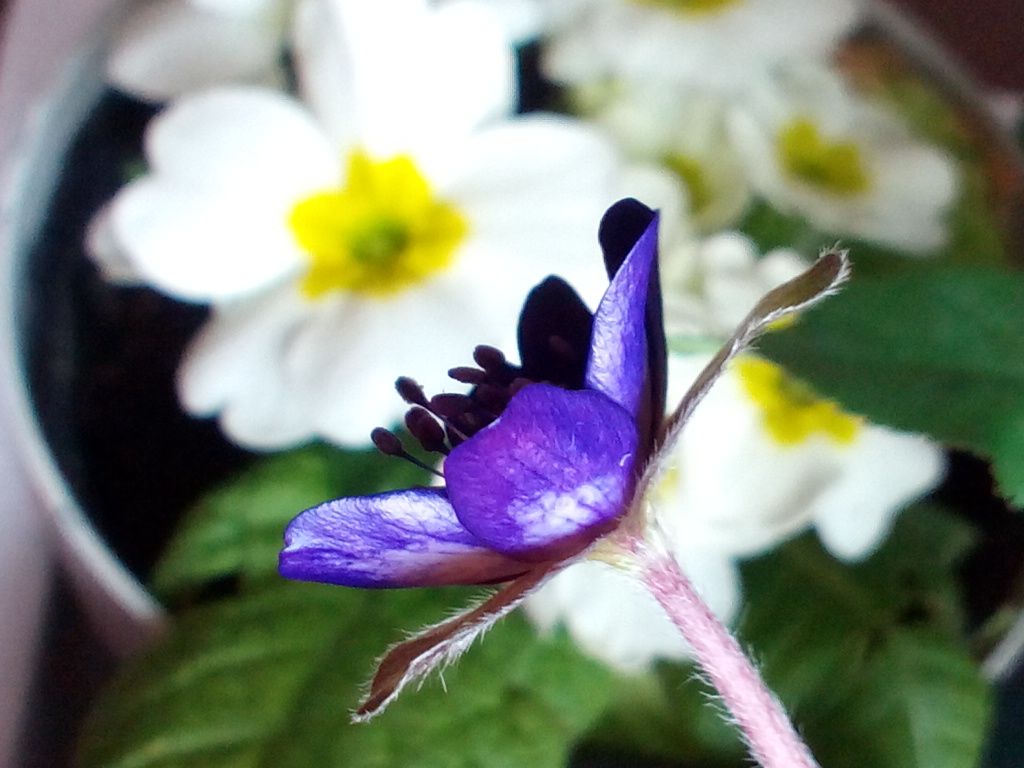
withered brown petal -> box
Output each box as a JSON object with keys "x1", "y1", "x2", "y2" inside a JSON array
[
  {"x1": 353, "y1": 562, "x2": 560, "y2": 722},
  {"x1": 661, "y1": 248, "x2": 850, "y2": 447}
]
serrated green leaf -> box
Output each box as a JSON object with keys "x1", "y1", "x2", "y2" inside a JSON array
[
  {"x1": 152, "y1": 444, "x2": 427, "y2": 603},
  {"x1": 738, "y1": 504, "x2": 990, "y2": 768},
  {"x1": 758, "y1": 269, "x2": 1024, "y2": 506},
  {"x1": 78, "y1": 583, "x2": 620, "y2": 768}
]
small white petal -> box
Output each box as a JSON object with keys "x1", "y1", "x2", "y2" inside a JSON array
[
  {"x1": 178, "y1": 287, "x2": 317, "y2": 448},
  {"x1": 662, "y1": 232, "x2": 808, "y2": 338},
  {"x1": 812, "y1": 429, "x2": 946, "y2": 560},
  {"x1": 106, "y1": 0, "x2": 284, "y2": 101},
  {"x1": 580, "y1": 80, "x2": 752, "y2": 232},
  {"x1": 291, "y1": 0, "x2": 361, "y2": 147},
  {"x1": 84, "y1": 204, "x2": 144, "y2": 285}
]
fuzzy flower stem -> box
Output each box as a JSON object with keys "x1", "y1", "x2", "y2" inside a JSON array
[{"x1": 639, "y1": 549, "x2": 819, "y2": 768}]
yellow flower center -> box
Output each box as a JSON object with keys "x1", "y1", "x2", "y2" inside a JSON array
[
  {"x1": 664, "y1": 153, "x2": 713, "y2": 215},
  {"x1": 635, "y1": 0, "x2": 741, "y2": 15},
  {"x1": 777, "y1": 117, "x2": 871, "y2": 197},
  {"x1": 736, "y1": 356, "x2": 861, "y2": 446},
  {"x1": 289, "y1": 149, "x2": 468, "y2": 299}
]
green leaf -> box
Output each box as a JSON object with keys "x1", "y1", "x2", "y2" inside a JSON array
[
  {"x1": 758, "y1": 269, "x2": 1024, "y2": 506},
  {"x1": 78, "y1": 583, "x2": 620, "y2": 768},
  {"x1": 580, "y1": 665, "x2": 746, "y2": 766},
  {"x1": 810, "y1": 629, "x2": 991, "y2": 768},
  {"x1": 738, "y1": 504, "x2": 990, "y2": 768},
  {"x1": 152, "y1": 444, "x2": 427, "y2": 603},
  {"x1": 739, "y1": 200, "x2": 822, "y2": 257}
]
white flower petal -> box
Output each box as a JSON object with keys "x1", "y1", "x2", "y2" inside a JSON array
[
  {"x1": 440, "y1": 115, "x2": 624, "y2": 305},
  {"x1": 528, "y1": 562, "x2": 688, "y2": 671},
  {"x1": 190, "y1": 0, "x2": 283, "y2": 16},
  {"x1": 106, "y1": 88, "x2": 343, "y2": 302},
  {"x1": 663, "y1": 357, "x2": 835, "y2": 556},
  {"x1": 178, "y1": 288, "x2": 317, "y2": 448},
  {"x1": 662, "y1": 232, "x2": 808, "y2": 338},
  {"x1": 109, "y1": 178, "x2": 304, "y2": 301},
  {"x1": 84, "y1": 204, "x2": 144, "y2": 285},
  {"x1": 106, "y1": 0, "x2": 284, "y2": 101},
  {"x1": 291, "y1": 0, "x2": 361, "y2": 147},
  {"x1": 286, "y1": 286, "x2": 495, "y2": 445},
  {"x1": 446, "y1": 0, "x2": 543, "y2": 44},
  {"x1": 544, "y1": 0, "x2": 861, "y2": 93},
  {"x1": 145, "y1": 88, "x2": 337, "y2": 191},
  {"x1": 179, "y1": 270, "x2": 521, "y2": 449},
  {"x1": 659, "y1": 348, "x2": 946, "y2": 563},
  {"x1": 812, "y1": 429, "x2": 946, "y2": 560},
  {"x1": 313, "y1": 0, "x2": 513, "y2": 158},
  {"x1": 524, "y1": 547, "x2": 739, "y2": 671}
]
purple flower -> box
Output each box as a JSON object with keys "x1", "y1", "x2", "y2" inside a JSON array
[{"x1": 279, "y1": 199, "x2": 848, "y2": 722}]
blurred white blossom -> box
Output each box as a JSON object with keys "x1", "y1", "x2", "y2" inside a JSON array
[
  {"x1": 525, "y1": 234, "x2": 945, "y2": 672},
  {"x1": 729, "y1": 64, "x2": 959, "y2": 252},
  {"x1": 91, "y1": 0, "x2": 625, "y2": 449},
  {"x1": 105, "y1": 0, "x2": 292, "y2": 101},
  {"x1": 660, "y1": 231, "x2": 809, "y2": 337},
  {"x1": 539, "y1": 0, "x2": 862, "y2": 94},
  {"x1": 582, "y1": 84, "x2": 752, "y2": 233}
]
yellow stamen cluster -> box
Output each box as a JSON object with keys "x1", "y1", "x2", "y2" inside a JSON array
[
  {"x1": 289, "y1": 150, "x2": 468, "y2": 298},
  {"x1": 664, "y1": 153, "x2": 714, "y2": 215},
  {"x1": 635, "y1": 0, "x2": 741, "y2": 15},
  {"x1": 777, "y1": 117, "x2": 871, "y2": 197},
  {"x1": 736, "y1": 356, "x2": 861, "y2": 445}
]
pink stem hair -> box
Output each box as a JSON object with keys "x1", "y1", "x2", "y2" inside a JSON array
[{"x1": 639, "y1": 549, "x2": 819, "y2": 768}]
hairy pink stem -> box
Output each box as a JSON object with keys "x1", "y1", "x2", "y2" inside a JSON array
[{"x1": 640, "y1": 550, "x2": 819, "y2": 768}]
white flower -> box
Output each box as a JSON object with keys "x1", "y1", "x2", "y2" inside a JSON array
[
  {"x1": 728, "y1": 63, "x2": 959, "y2": 252},
  {"x1": 525, "y1": 234, "x2": 945, "y2": 672},
  {"x1": 660, "y1": 231, "x2": 809, "y2": 337},
  {"x1": 581, "y1": 84, "x2": 752, "y2": 232},
  {"x1": 105, "y1": 0, "x2": 292, "y2": 101},
  {"x1": 524, "y1": 544, "x2": 740, "y2": 672},
  {"x1": 661, "y1": 352, "x2": 944, "y2": 560},
  {"x1": 442, "y1": 0, "x2": 545, "y2": 44},
  {"x1": 538, "y1": 0, "x2": 862, "y2": 94},
  {"x1": 93, "y1": 0, "x2": 623, "y2": 449}
]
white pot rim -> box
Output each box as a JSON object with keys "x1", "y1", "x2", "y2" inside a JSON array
[{"x1": 0, "y1": 0, "x2": 165, "y2": 653}]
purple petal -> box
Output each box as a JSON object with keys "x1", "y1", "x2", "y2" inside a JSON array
[
  {"x1": 516, "y1": 276, "x2": 593, "y2": 388},
  {"x1": 585, "y1": 206, "x2": 659, "y2": 422},
  {"x1": 280, "y1": 487, "x2": 529, "y2": 588},
  {"x1": 445, "y1": 383, "x2": 638, "y2": 559}
]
